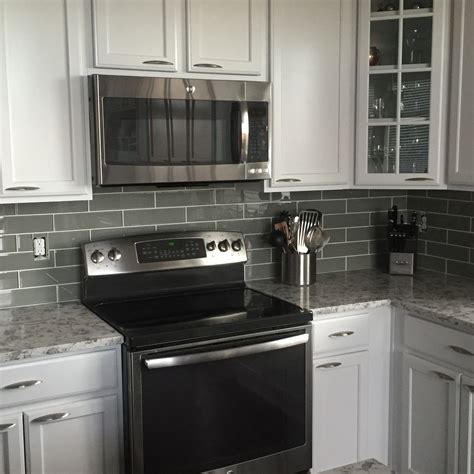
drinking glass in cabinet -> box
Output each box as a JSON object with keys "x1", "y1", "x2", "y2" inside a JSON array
[
  {"x1": 399, "y1": 125, "x2": 429, "y2": 173},
  {"x1": 403, "y1": 18, "x2": 432, "y2": 66},
  {"x1": 370, "y1": 20, "x2": 399, "y2": 67},
  {"x1": 368, "y1": 126, "x2": 397, "y2": 173},
  {"x1": 369, "y1": 74, "x2": 397, "y2": 119},
  {"x1": 404, "y1": 0, "x2": 433, "y2": 11},
  {"x1": 401, "y1": 72, "x2": 431, "y2": 119},
  {"x1": 370, "y1": 0, "x2": 400, "y2": 14}
]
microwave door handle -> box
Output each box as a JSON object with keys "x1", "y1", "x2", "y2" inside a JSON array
[{"x1": 240, "y1": 102, "x2": 249, "y2": 164}]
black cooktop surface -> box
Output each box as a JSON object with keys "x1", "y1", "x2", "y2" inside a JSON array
[{"x1": 86, "y1": 286, "x2": 312, "y2": 350}]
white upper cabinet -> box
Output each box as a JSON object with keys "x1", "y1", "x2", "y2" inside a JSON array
[
  {"x1": 447, "y1": 0, "x2": 474, "y2": 189},
  {"x1": 0, "y1": 0, "x2": 91, "y2": 203},
  {"x1": 355, "y1": 0, "x2": 450, "y2": 187},
  {"x1": 93, "y1": 0, "x2": 180, "y2": 71},
  {"x1": 267, "y1": 0, "x2": 355, "y2": 190},
  {"x1": 186, "y1": 0, "x2": 267, "y2": 76}
]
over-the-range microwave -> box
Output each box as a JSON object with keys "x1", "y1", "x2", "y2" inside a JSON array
[{"x1": 89, "y1": 75, "x2": 271, "y2": 186}]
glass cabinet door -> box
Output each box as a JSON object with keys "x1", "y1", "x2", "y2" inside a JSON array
[{"x1": 356, "y1": 0, "x2": 447, "y2": 186}]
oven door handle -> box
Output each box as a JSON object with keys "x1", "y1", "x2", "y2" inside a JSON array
[{"x1": 143, "y1": 333, "x2": 309, "y2": 369}]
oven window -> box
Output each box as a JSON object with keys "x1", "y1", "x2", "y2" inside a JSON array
[
  {"x1": 140, "y1": 337, "x2": 307, "y2": 473},
  {"x1": 102, "y1": 98, "x2": 239, "y2": 166}
]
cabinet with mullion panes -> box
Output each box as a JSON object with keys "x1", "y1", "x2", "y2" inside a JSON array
[{"x1": 356, "y1": 0, "x2": 448, "y2": 186}]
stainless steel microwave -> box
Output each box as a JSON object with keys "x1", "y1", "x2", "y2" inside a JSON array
[{"x1": 89, "y1": 75, "x2": 271, "y2": 186}]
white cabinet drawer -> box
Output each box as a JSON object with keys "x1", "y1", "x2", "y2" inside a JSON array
[
  {"x1": 404, "y1": 316, "x2": 474, "y2": 375},
  {"x1": 312, "y1": 313, "x2": 369, "y2": 356},
  {"x1": 0, "y1": 350, "x2": 118, "y2": 409}
]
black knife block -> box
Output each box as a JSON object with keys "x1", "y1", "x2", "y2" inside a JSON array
[{"x1": 387, "y1": 223, "x2": 418, "y2": 274}]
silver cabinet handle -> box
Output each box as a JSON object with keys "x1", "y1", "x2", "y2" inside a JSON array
[
  {"x1": 316, "y1": 362, "x2": 342, "y2": 369},
  {"x1": 5, "y1": 186, "x2": 40, "y2": 191},
  {"x1": 404, "y1": 177, "x2": 434, "y2": 182},
  {"x1": 276, "y1": 178, "x2": 301, "y2": 183},
  {"x1": 144, "y1": 334, "x2": 309, "y2": 369},
  {"x1": 464, "y1": 384, "x2": 474, "y2": 393},
  {"x1": 0, "y1": 423, "x2": 16, "y2": 432},
  {"x1": 2, "y1": 380, "x2": 42, "y2": 390},
  {"x1": 193, "y1": 63, "x2": 223, "y2": 68},
  {"x1": 432, "y1": 371, "x2": 455, "y2": 382},
  {"x1": 31, "y1": 413, "x2": 70, "y2": 424},
  {"x1": 329, "y1": 331, "x2": 354, "y2": 338},
  {"x1": 142, "y1": 60, "x2": 174, "y2": 66},
  {"x1": 449, "y1": 345, "x2": 474, "y2": 356}
]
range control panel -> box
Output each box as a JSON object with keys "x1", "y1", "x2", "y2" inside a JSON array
[{"x1": 83, "y1": 231, "x2": 247, "y2": 277}]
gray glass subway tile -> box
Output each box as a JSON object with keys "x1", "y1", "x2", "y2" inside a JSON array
[
  {"x1": 298, "y1": 200, "x2": 346, "y2": 215},
  {"x1": 49, "y1": 230, "x2": 91, "y2": 249},
  {"x1": 90, "y1": 192, "x2": 155, "y2": 211},
  {"x1": 448, "y1": 200, "x2": 474, "y2": 217},
  {"x1": 122, "y1": 185, "x2": 164, "y2": 192},
  {"x1": 428, "y1": 190, "x2": 471, "y2": 201},
  {"x1": 369, "y1": 190, "x2": 407, "y2": 197},
  {"x1": 316, "y1": 257, "x2": 346, "y2": 274},
  {"x1": 156, "y1": 190, "x2": 215, "y2": 207},
  {"x1": 244, "y1": 234, "x2": 272, "y2": 250},
  {"x1": 0, "y1": 252, "x2": 54, "y2": 272},
  {"x1": 393, "y1": 196, "x2": 407, "y2": 210},
  {"x1": 0, "y1": 204, "x2": 15, "y2": 216},
  {"x1": 0, "y1": 236, "x2": 16, "y2": 253},
  {"x1": 322, "y1": 189, "x2": 369, "y2": 199},
  {"x1": 156, "y1": 222, "x2": 216, "y2": 233},
  {"x1": 325, "y1": 228, "x2": 346, "y2": 243},
  {"x1": 244, "y1": 263, "x2": 278, "y2": 280},
  {"x1": 447, "y1": 260, "x2": 474, "y2": 279},
  {"x1": 324, "y1": 213, "x2": 369, "y2": 229},
  {"x1": 347, "y1": 254, "x2": 382, "y2": 271},
  {"x1": 247, "y1": 249, "x2": 272, "y2": 265},
  {"x1": 216, "y1": 184, "x2": 268, "y2": 204},
  {"x1": 93, "y1": 186, "x2": 123, "y2": 194},
  {"x1": 55, "y1": 249, "x2": 82, "y2": 267},
  {"x1": 427, "y1": 213, "x2": 471, "y2": 232},
  {"x1": 17, "y1": 201, "x2": 88, "y2": 215},
  {"x1": 417, "y1": 227, "x2": 447, "y2": 244},
  {"x1": 91, "y1": 226, "x2": 155, "y2": 240},
  {"x1": 124, "y1": 208, "x2": 185, "y2": 226},
  {"x1": 369, "y1": 240, "x2": 388, "y2": 254},
  {"x1": 20, "y1": 266, "x2": 82, "y2": 288},
  {"x1": 406, "y1": 190, "x2": 427, "y2": 197},
  {"x1": 55, "y1": 212, "x2": 122, "y2": 231},
  {"x1": 347, "y1": 197, "x2": 392, "y2": 213},
  {"x1": 0, "y1": 272, "x2": 18, "y2": 290},
  {"x1": 217, "y1": 218, "x2": 271, "y2": 235},
  {"x1": 417, "y1": 254, "x2": 446, "y2": 273},
  {"x1": 417, "y1": 240, "x2": 427, "y2": 254},
  {"x1": 289, "y1": 191, "x2": 322, "y2": 201},
  {"x1": 0, "y1": 215, "x2": 53, "y2": 235},
  {"x1": 58, "y1": 283, "x2": 81, "y2": 302},
  {"x1": 322, "y1": 242, "x2": 368, "y2": 258},
  {"x1": 426, "y1": 242, "x2": 470, "y2": 262},
  {"x1": 370, "y1": 211, "x2": 391, "y2": 226},
  {"x1": 448, "y1": 230, "x2": 474, "y2": 248},
  {"x1": 244, "y1": 202, "x2": 296, "y2": 219},
  {"x1": 187, "y1": 205, "x2": 243, "y2": 222},
  {"x1": 0, "y1": 286, "x2": 57, "y2": 308},
  {"x1": 347, "y1": 226, "x2": 386, "y2": 242},
  {"x1": 407, "y1": 197, "x2": 448, "y2": 214}
]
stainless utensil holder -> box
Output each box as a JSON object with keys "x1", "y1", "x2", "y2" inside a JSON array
[{"x1": 281, "y1": 253, "x2": 316, "y2": 286}]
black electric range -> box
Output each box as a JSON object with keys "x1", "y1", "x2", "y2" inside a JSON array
[{"x1": 82, "y1": 231, "x2": 312, "y2": 474}]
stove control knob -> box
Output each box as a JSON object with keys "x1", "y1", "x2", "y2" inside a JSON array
[
  {"x1": 231, "y1": 239, "x2": 242, "y2": 252},
  {"x1": 218, "y1": 239, "x2": 229, "y2": 252},
  {"x1": 108, "y1": 248, "x2": 122, "y2": 262},
  {"x1": 90, "y1": 250, "x2": 104, "y2": 264},
  {"x1": 206, "y1": 241, "x2": 216, "y2": 251}
]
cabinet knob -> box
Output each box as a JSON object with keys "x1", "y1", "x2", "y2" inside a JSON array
[
  {"x1": 142, "y1": 60, "x2": 174, "y2": 66},
  {"x1": 2, "y1": 379, "x2": 42, "y2": 390},
  {"x1": 31, "y1": 412, "x2": 70, "y2": 424},
  {"x1": 193, "y1": 63, "x2": 223, "y2": 69},
  {"x1": 0, "y1": 423, "x2": 16, "y2": 432}
]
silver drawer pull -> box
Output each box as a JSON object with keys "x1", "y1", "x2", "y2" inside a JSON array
[
  {"x1": 193, "y1": 63, "x2": 223, "y2": 68},
  {"x1": 31, "y1": 412, "x2": 70, "y2": 424},
  {"x1": 432, "y1": 371, "x2": 455, "y2": 382},
  {"x1": 2, "y1": 380, "x2": 42, "y2": 390},
  {"x1": 0, "y1": 423, "x2": 16, "y2": 432},
  {"x1": 5, "y1": 186, "x2": 40, "y2": 191},
  {"x1": 449, "y1": 345, "x2": 474, "y2": 356},
  {"x1": 464, "y1": 385, "x2": 474, "y2": 393},
  {"x1": 329, "y1": 331, "x2": 354, "y2": 338},
  {"x1": 276, "y1": 178, "x2": 301, "y2": 183},
  {"x1": 316, "y1": 362, "x2": 342, "y2": 369},
  {"x1": 142, "y1": 60, "x2": 173, "y2": 66},
  {"x1": 404, "y1": 177, "x2": 434, "y2": 182}
]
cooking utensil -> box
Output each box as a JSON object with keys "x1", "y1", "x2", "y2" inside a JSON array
[
  {"x1": 305, "y1": 225, "x2": 330, "y2": 253},
  {"x1": 269, "y1": 229, "x2": 287, "y2": 251},
  {"x1": 297, "y1": 210, "x2": 322, "y2": 253}
]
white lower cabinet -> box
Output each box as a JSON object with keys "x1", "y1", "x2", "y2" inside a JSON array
[
  {"x1": 459, "y1": 375, "x2": 474, "y2": 474},
  {"x1": 313, "y1": 351, "x2": 369, "y2": 472},
  {"x1": 400, "y1": 353, "x2": 461, "y2": 474},
  {"x1": 0, "y1": 412, "x2": 24, "y2": 474}
]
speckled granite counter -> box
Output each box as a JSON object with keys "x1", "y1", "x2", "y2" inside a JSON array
[
  {"x1": 320, "y1": 458, "x2": 393, "y2": 473},
  {"x1": 248, "y1": 269, "x2": 474, "y2": 335},
  {"x1": 0, "y1": 302, "x2": 123, "y2": 363}
]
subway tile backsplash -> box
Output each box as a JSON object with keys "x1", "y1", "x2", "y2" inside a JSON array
[{"x1": 0, "y1": 182, "x2": 407, "y2": 308}]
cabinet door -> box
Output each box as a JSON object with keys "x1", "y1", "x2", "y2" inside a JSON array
[
  {"x1": 460, "y1": 375, "x2": 474, "y2": 474},
  {"x1": 401, "y1": 353, "x2": 460, "y2": 474},
  {"x1": 448, "y1": 0, "x2": 474, "y2": 188},
  {"x1": 269, "y1": 0, "x2": 354, "y2": 189},
  {"x1": 313, "y1": 351, "x2": 369, "y2": 472},
  {"x1": 93, "y1": 0, "x2": 180, "y2": 71},
  {"x1": 0, "y1": 412, "x2": 24, "y2": 474},
  {"x1": 187, "y1": 0, "x2": 267, "y2": 76},
  {"x1": 24, "y1": 396, "x2": 120, "y2": 474},
  {"x1": 0, "y1": 0, "x2": 91, "y2": 203}
]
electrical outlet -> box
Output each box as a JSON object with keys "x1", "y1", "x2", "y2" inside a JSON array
[
  {"x1": 419, "y1": 212, "x2": 428, "y2": 232},
  {"x1": 33, "y1": 236, "x2": 48, "y2": 259}
]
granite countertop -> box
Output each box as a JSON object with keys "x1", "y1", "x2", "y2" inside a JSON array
[
  {"x1": 320, "y1": 458, "x2": 394, "y2": 474},
  {"x1": 0, "y1": 302, "x2": 123, "y2": 363},
  {"x1": 249, "y1": 269, "x2": 474, "y2": 335}
]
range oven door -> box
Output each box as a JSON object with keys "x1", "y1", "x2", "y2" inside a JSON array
[{"x1": 127, "y1": 326, "x2": 312, "y2": 474}]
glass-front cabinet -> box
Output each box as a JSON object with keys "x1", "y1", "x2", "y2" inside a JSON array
[{"x1": 356, "y1": 0, "x2": 450, "y2": 186}]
